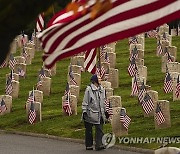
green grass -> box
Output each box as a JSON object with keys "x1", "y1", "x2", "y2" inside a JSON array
[{"x1": 0, "y1": 36, "x2": 180, "y2": 150}]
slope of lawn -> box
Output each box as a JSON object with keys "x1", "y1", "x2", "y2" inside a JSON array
[{"x1": 0, "y1": 36, "x2": 179, "y2": 150}]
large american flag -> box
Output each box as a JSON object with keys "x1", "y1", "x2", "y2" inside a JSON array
[
  {"x1": 28, "y1": 101, "x2": 36, "y2": 124},
  {"x1": 120, "y1": 108, "x2": 131, "y2": 130},
  {"x1": 163, "y1": 72, "x2": 173, "y2": 93},
  {"x1": 157, "y1": 40, "x2": 163, "y2": 55},
  {"x1": 138, "y1": 81, "x2": 146, "y2": 103},
  {"x1": 36, "y1": 13, "x2": 45, "y2": 32},
  {"x1": 5, "y1": 77, "x2": 13, "y2": 95},
  {"x1": 155, "y1": 103, "x2": 165, "y2": 125},
  {"x1": 141, "y1": 93, "x2": 154, "y2": 114},
  {"x1": 175, "y1": 75, "x2": 180, "y2": 98},
  {"x1": 0, "y1": 99, "x2": 7, "y2": 113},
  {"x1": 84, "y1": 48, "x2": 97, "y2": 74},
  {"x1": 38, "y1": 0, "x2": 180, "y2": 68},
  {"x1": 131, "y1": 75, "x2": 139, "y2": 96},
  {"x1": 63, "y1": 94, "x2": 72, "y2": 116},
  {"x1": 9, "y1": 54, "x2": 17, "y2": 70},
  {"x1": 128, "y1": 36, "x2": 138, "y2": 45},
  {"x1": 128, "y1": 58, "x2": 138, "y2": 77}
]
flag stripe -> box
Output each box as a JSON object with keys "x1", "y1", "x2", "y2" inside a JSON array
[{"x1": 38, "y1": 0, "x2": 180, "y2": 68}]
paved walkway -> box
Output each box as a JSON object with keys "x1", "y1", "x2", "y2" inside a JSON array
[{"x1": 0, "y1": 133, "x2": 143, "y2": 154}]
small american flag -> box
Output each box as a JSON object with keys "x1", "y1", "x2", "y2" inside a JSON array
[
  {"x1": 5, "y1": 77, "x2": 13, "y2": 95},
  {"x1": 157, "y1": 40, "x2": 163, "y2": 55},
  {"x1": 104, "y1": 52, "x2": 110, "y2": 64},
  {"x1": 100, "y1": 45, "x2": 107, "y2": 58},
  {"x1": 64, "y1": 82, "x2": 70, "y2": 96},
  {"x1": 10, "y1": 70, "x2": 15, "y2": 81},
  {"x1": 104, "y1": 68, "x2": 109, "y2": 81},
  {"x1": 129, "y1": 36, "x2": 138, "y2": 45},
  {"x1": 141, "y1": 93, "x2": 154, "y2": 114},
  {"x1": 164, "y1": 49, "x2": 173, "y2": 63},
  {"x1": 129, "y1": 46, "x2": 138, "y2": 61},
  {"x1": 131, "y1": 75, "x2": 139, "y2": 96},
  {"x1": 63, "y1": 94, "x2": 72, "y2": 116},
  {"x1": 18, "y1": 67, "x2": 25, "y2": 77},
  {"x1": 36, "y1": 77, "x2": 42, "y2": 90},
  {"x1": 69, "y1": 65, "x2": 77, "y2": 85},
  {"x1": 96, "y1": 61, "x2": 105, "y2": 79},
  {"x1": 28, "y1": 101, "x2": 36, "y2": 124},
  {"x1": 138, "y1": 81, "x2": 146, "y2": 103},
  {"x1": 163, "y1": 72, "x2": 173, "y2": 93},
  {"x1": 0, "y1": 60, "x2": 6, "y2": 68},
  {"x1": 155, "y1": 103, "x2": 165, "y2": 125},
  {"x1": 175, "y1": 75, "x2": 180, "y2": 98},
  {"x1": 9, "y1": 54, "x2": 17, "y2": 70},
  {"x1": 39, "y1": 67, "x2": 46, "y2": 78},
  {"x1": 162, "y1": 32, "x2": 168, "y2": 40},
  {"x1": 128, "y1": 58, "x2": 138, "y2": 77},
  {"x1": 120, "y1": 108, "x2": 131, "y2": 130},
  {"x1": 27, "y1": 90, "x2": 35, "y2": 104},
  {"x1": 0, "y1": 99, "x2": 7, "y2": 113},
  {"x1": 22, "y1": 47, "x2": 28, "y2": 60},
  {"x1": 147, "y1": 30, "x2": 157, "y2": 38},
  {"x1": 21, "y1": 31, "x2": 26, "y2": 46}
]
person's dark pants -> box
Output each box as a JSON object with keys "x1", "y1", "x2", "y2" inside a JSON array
[{"x1": 84, "y1": 118, "x2": 104, "y2": 149}]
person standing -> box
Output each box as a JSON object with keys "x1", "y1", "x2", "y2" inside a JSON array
[{"x1": 82, "y1": 74, "x2": 109, "y2": 151}]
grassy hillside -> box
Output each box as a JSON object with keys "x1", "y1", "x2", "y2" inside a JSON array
[{"x1": 0, "y1": 36, "x2": 180, "y2": 150}]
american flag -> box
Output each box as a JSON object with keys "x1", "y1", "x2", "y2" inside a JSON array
[
  {"x1": 21, "y1": 31, "x2": 26, "y2": 46},
  {"x1": 39, "y1": 67, "x2": 46, "y2": 78},
  {"x1": 166, "y1": 51, "x2": 173, "y2": 63},
  {"x1": 63, "y1": 94, "x2": 72, "y2": 116},
  {"x1": 96, "y1": 61, "x2": 105, "y2": 79},
  {"x1": 64, "y1": 82, "x2": 70, "y2": 96},
  {"x1": 128, "y1": 58, "x2": 138, "y2": 77},
  {"x1": 77, "y1": 61, "x2": 83, "y2": 72},
  {"x1": 28, "y1": 101, "x2": 36, "y2": 124},
  {"x1": 27, "y1": 90, "x2": 35, "y2": 104},
  {"x1": 120, "y1": 108, "x2": 131, "y2": 130},
  {"x1": 38, "y1": 0, "x2": 180, "y2": 68},
  {"x1": 155, "y1": 103, "x2": 165, "y2": 125},
  {"x1": 162, "y1": 32, "x2": 168, "y2": 40},
  {"x1": 84, "y1": 48, "x2": 97, "y2": 74},
  {"x1": 104, "y1": 68, "x2": 109, "y2": 81},
  {"x1": 157, "y1": 40, "x2": 163, "y2": 55},
  {"x1": 175, "y1": 75, "x2": 180, "y2": 98},
  {"x1": 138, "y1": 81, "x2": 146, "y2": 103},
  {"x1": 5, "y1": 77, "x2": 13, "y2": 95},
  {"x1": 22, "y1": 47, "x2": 28, "y2": 60},
  {"x1": 69, "y1": 65, "x2": 77, "y2": 85},
  {"x1": 129, "y1": 46, "x2": 138, "y2": 61},
  {"x1": 9, "y1": 70, "x2": 15, "y2": 81},
  {"x1": 0, "y1": 99, "x2": 7, "y2": 113},
  {"x1": 131, "y1": 75, "x2": 139, "y2": 96},
  {"x1": 147, "y1": 30, "x2": 157, "y2": 38},
  {"x1": 104, "y1": 52, "x2": 110, "y2": 64},
  {"x1": 9, "y1": 54, "x2": 17, "y2": 70},
  {"x1": 36, "y1": 77, "x2": 42, "y2": 90},
  {"x1": 0, "y1": 60, "x2": 6, "y2": 68},
  {"x1": 163, "y1": 72, "x2": 173, "y2": 93},
  {"x1": 18, "y1": 67, "x2": 25, "y2": 77},
  {"x1": 104, "y1": 90, "x2": 113, "y2": 116},
  {"x1": 36, "y1": 13, "x2": 44, "y2": 32},
  {"x1": 141, "y1": 93, "x2": 154, "y2": 114},
  {"x1": 100, "y1": 45, "x2": 107, "y2": 58},
  {"x1": 129, "y1": 36, "x2": 138, "y2": 45}
]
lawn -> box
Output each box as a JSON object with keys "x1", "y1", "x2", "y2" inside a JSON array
[{"x1": 0, "y1": 36, "x2": 180, "y2": 150}]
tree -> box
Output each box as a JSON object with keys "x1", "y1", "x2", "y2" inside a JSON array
[{"x1": 0, "y1": 0, "x2": 70, "y2": 64}]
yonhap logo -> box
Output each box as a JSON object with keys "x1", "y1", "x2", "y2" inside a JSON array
[{"x1": 102, "y1": 133, "x2": 116, "y2": 148}]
